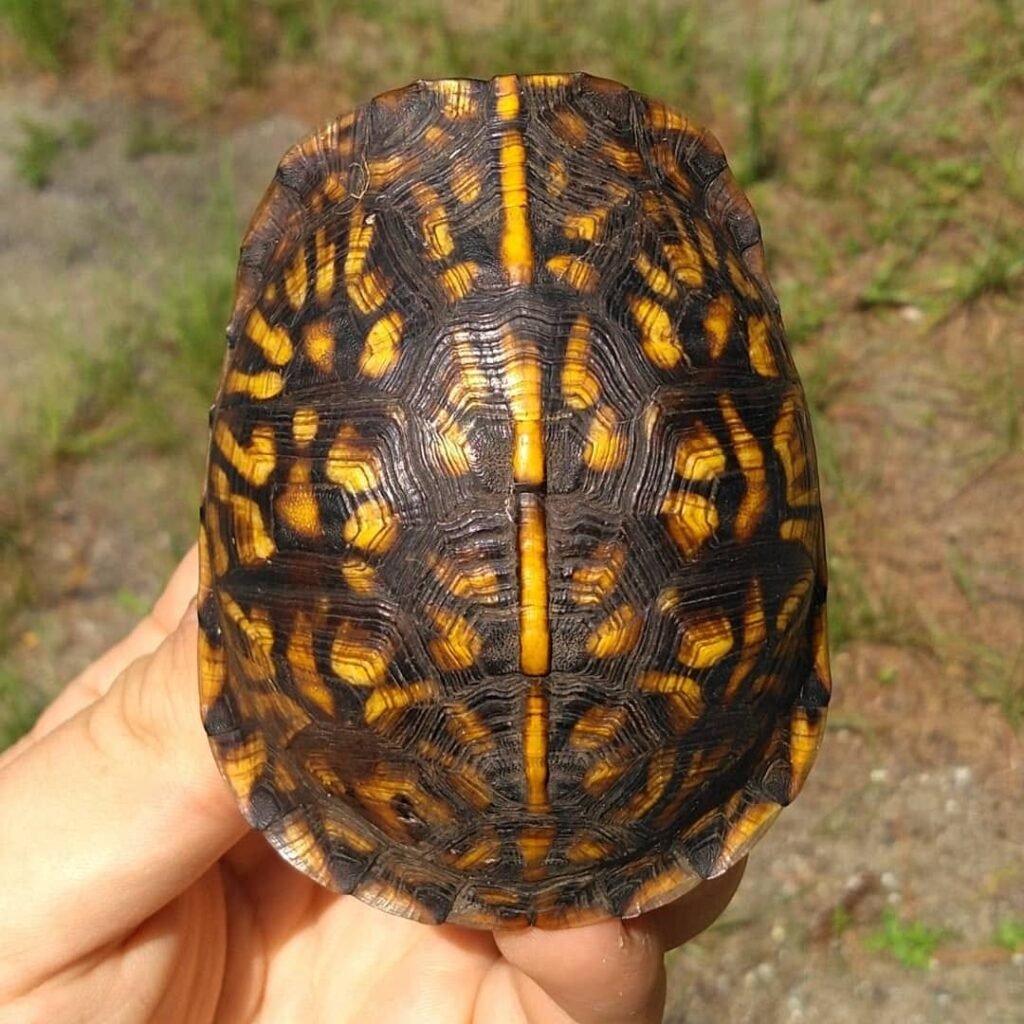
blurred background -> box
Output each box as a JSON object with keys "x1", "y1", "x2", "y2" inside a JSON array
[{"x1": 0, "y1": 1, "x2": 1021, "y2": 1020}]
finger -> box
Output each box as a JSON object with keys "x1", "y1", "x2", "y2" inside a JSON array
[
  {"x1": 0, "y1": 605, "x2": 247, "y2": 999},
  {"x1": 31, "y1": 546, "x2": 200, "y2": 739},
  {"x1": 495, "y1": 917, "x2": 665, "y2": 1024},
  {"x1": 647, "y1": 859, "x2": 747, "y2": 950}
]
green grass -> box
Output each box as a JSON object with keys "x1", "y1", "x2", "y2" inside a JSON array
[
  {"x1": 0, "y1": 664, "x2": 41, "y2": 750},
  {"x1": 865, "y1": 908, "x2": 949, "y2": 969},
  {"x1": 13, "y1": 119, "x2": 64, "y2": 189},
  {"x1": 994, "y1": 918, "x2": 1024, "y2": 953},
  {"x1": 13, "y1": 116, "x2": 96, "y2": 189},
  {"x1": 0, "y1": 0, "x2": 70, "y2": 70}
]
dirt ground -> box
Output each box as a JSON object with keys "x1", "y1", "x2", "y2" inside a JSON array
[{"x1": 1, "y1": 2, "x2": 1022, "y2": 1021}]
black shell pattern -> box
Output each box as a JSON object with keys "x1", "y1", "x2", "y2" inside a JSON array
[{"x1": 198, "y1": 73, "x2": 831, "y2": 929}]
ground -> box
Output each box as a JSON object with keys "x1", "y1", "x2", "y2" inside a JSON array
[{"x1": 0, "y1": 1, "x2": 1022, "y2": 1021}]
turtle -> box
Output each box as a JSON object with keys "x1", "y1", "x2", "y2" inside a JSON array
[{"x1": 197, "y1": 72, "x2": 831, "y2": 930}]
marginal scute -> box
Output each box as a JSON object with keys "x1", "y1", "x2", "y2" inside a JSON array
[{"x1": 200, "y1": 72, "x2": 830, "y2": 931}]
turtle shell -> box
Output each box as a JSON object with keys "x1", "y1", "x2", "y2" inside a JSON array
[{"x1": 198, "y1": 73, "x2": 831, "y2": 929}]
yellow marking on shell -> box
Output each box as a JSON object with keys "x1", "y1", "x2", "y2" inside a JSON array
[
  {"x1": 342, "y1": 497, "x2": 398, "y2": 554},
  {"x1": 694, "y1": 219, "x2": 719, "y2": 268},
  {"x1": 345, "y1": 208, "x2": 388, "y2": 315},
  {"x1": 451, "y1": 835, "x2": 502, "y2": 871},
  {"x1": 225, "y1": 369, "x2": 284, "y2": 399},
  {"x1": 519, "y1": 824, "x2": 555, "y2": 882},
  {"x1": 517, "y1": 494, "x2": 550, "y2": 676},
  {"x1": 600, "y1": 139, "x2": 645, "y2": 175},
  {"x1": 570, "y1": 541, "x2": 626, "y2": 606},
  {"x1": 417, "y1": 740, "x2": 494, "y2": 811},
  {"x1": 727, "y1": 252, "x2": 760, "y2": 300},
  {"x1": 774, "y1": 395, "x2": 817, "y2": 507},
  {"x1": 564, "y1": 207, "x2": 609, "y2": 242},
  {"x1": 638, "y1": 672, "x2": 704, "y2": 734},
  {"x1": 451, "y1": 161, "x2": 483, "y2": 204},
  {"x1": 548, "y1": 158, "x2": 569, "y2": 197},
  {"x1": 427, "y1": 607, "x2": 482, "y2": 671},
  {"x1": 330, "y1": 622, "x2": 391, "y2": 687},
  {"x1": 561, "y1": 317, "x2": 601, "y2": 410},
  {"x1": 584, "y1": 403, "x2": 627, "y2": 472},
  {"x1": 721, "y1": 395, "x2": 767, "y2": 541},
  {"x1": 323, "y1": 172, "x2": 349, "y2": 203},
  {"x1": 440, "y1": 261, "x2": 480, "y2": 301},
  {"x1": 303, "y1": 318, "x2": 335, "y2": 373},
  {"x1": 582, "y1": 755, "x2": 626, "y2": 797},
  {"x1": 326, "y1": 424, "x2": 380, "y2": 493},
  {"x1": 634, "y1": 250, "x2": 678, "y2": 299},
  {"x1": 615, "y1": 749, "x2": 675, "y2": 821},
  {"x1": 229, "y1": 601, "x2": 275, "y2": 662},
  {"x1": 747, "y1": 315, "x2": 778, "y2": 376},
  {"x1": 523, "y1": 680, "x2": 550, "y2": 811},
  {"x1": 411, "y1": 182, "x2": 455, "y2": 260},
  {"x1": 812, "y1": 602, "x2": 831, "y2": 693},
  {"x1": 288, "y1": 612, "x2": 334, "y2": 716},
  {"x1": 229, "y1": 493, "x2": 276, "y2": 563},
  {"x1": 501, "y1": 334, "x2": 546, "y2": 486},
  {"x1": 569, "y1": 705, "x2": 626, "y2": 751},
  {"x1": 704, "y1": 293, "x2": 734, "y2": 360},
  {"x1": 322, "y1": 814, "x2": 378, "y2": 856},
  {"x1": 678, "y1": 613, "x2": 734, "y2": 669},
  {"x1": 429, "y1": 555, "x2": 500, "y2": 602},
  {"x1": 341, "y1": 557, "x2": 376, "y2": 594},
  {"x1": 586, "y1": 603, "x2": 641, "y2": 659},
  {"x1": 566, "y1": 834, "x2": 617, "y2": 865},
  {"x1": 204, "y1": 497, "x2": 229, "y2": 577},
  {"x1": 663, "y1": 237, "x2": 704, "y2": 289},
  {"x1": 530, "y1": 72, "x2": 573, "y2": 88},
  {"x1": 780, "y1": 516, "x2": 817, "y2": 554},
  {"x1": 367, "y1": 153, "x2": 408, "y2": 188},
  {"x1": 354, "y1": 772, "x2": 455, "y2": 833},
  {"x1": 431, "y1": 79, "x2": 478, "y2": 119},
  {"x1": 546, "y1": 253, "x2": 599, "y2": 293},
  {"x1": 291, "y1": 407, "x2": 319, "y2": 445},
  {"x1": 359, "y1": 311, "x2": 405, "y2": 378},
  {"x1": 364, "y1": 680, "x2": 438, "y2": 726},
  {"x1": 446, "y1": 701, "x2": 495, "y2": 751},
  {"x1": 788, "y1": 707, "x2": 824, "y2": 798},
  {"x1": 246, "y1": 307, "x2": 294, "y2": 365},
  {"x1": 263, "y1": 281, "x2": 278, "y2": 304},
  {"x1": 424, "y1": 124, "x2": 449, "y2": 148},
  {"x1": 675, "y1": 422, "x2": 727, "y2": 481},
  {"x1": 430, "y1": 409, "x2": 472, "y2": 477},
  {"x1": 630, "y1": 296, "x2": 684, "y2": 370},
  {"x1": 283, "y1": 245, "x2": 308, "y2": 310},
  {"x1": 278, "y1": 817, "x2": 332, "y2": 888},
  {"x1": 652, "y1": 142, "x2": 696, "y2": 200},
  {"x1": 221, "y1": 733, "x2": 267, "y2": 804},
  {"x1": 274, "y1": 462, "x2": 322, "y2": 539},
  {"x1": 638, "y1": 671, "x2": 703, "y2": 699},
  {"x1": 725, "y1": 579, "x2": 767, "y2": 698},
  {"x1": 214, "y1": 422, "x2": 275, "y2": 487},
  {"x1": 553, "y1": 107, "x2": 587, "y2": 145},
  {"x1": 716, "y1": 802, "x2": 782, "y2": 871},
  {"x1": 647, "y1": 101, "x2": 690, "y2": 134},
  {"x1": 776, "y1": 575, "x2": 812, "y2": 634},
  {"x1": 661, "y1": 489, "x2": 719, "y2": 558},
  {"x1": 450, "y1": 337, "x2": 490, "y2": 407},
  {"x1": 494, "y1": 77, "x2": 533, "y2": 285},
  {"x1": 314, "y1": 227, "x2": 336, "y2": 303}
]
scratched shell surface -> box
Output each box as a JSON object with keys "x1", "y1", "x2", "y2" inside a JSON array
[{"x1": 198, "y1": 73, "x2": 831, "y2": 929}]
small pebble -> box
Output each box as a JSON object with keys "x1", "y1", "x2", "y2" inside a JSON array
[
  {"x1": 870, "y1": 768, "x2": 889, "y2": 784},
  {"x1": 952, "y1": 766, "x2": 972, "y2": 786}
]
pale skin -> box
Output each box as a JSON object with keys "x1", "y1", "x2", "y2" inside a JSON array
[{"x1": 0, "y1": 547, "x2": 745, "y2": 1023}]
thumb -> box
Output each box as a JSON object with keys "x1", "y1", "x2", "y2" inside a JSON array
[{"x1": 0, "y1": 604, "x2": 247, "y2": 998}]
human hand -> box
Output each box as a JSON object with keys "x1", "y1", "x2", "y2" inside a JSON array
[{"x1": 0, "y1": 547, "x2": 744, "y2": 1023}]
